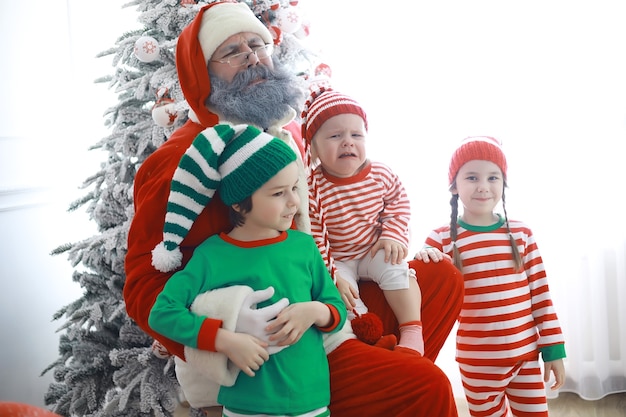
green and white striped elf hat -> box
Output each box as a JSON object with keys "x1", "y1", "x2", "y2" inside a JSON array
[{"x1": 151, "y1": 123, "x2": 298, "y2": 272}]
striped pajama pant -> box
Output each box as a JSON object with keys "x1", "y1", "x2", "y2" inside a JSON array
[{"x1": 459, "y1": 359, "x2": 548, "y2": 416}]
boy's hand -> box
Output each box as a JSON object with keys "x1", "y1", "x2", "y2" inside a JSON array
[
  {"x1": 266, "y1": 302, "x2": 329, "y2": 346},
  {"x1": 370, "y1": 239, "x2": 408, "y2": 264},
  {"x1": 214, "y1": 329, "x2": 269, "y2": 377}
]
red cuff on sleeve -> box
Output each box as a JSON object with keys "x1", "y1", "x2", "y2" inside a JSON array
[
  {"x1": 197, "y1": 318, "x2": 223, "y2": 352},
  {"x1": 317, "y1": 304, "x2": 341, "y2": 333}
]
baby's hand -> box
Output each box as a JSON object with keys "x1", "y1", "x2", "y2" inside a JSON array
[
  {"x1": 370, "y1": 239, "x2": 408, "y2": 264},
  {"x1": 336, "y1": 275, "x2": 358, "y2": 310},
  {"x1": 414, "y1": 247, "x2": 450, "y2": 263}
]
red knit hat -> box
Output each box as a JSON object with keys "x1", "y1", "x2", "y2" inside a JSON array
[
  {"x1": 301, "y1": 88, "x2": 368, "y2": 144},
  {"x1": 448, "y1": 136, "x2": 507, "y2": 185}
]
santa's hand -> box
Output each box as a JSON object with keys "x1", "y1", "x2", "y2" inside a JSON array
[{"x1": 235, "y1": 287, "x2": 289, "y2": 354}]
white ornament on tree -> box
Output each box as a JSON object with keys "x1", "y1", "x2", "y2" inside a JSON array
[
  {"x1": 134, "y1": 36, "x2": 160, "y2": 62},
  {"x1": 307, "y1": 62, "x2": 333, "y2": 91},
  {"x1": 152, "y1": 87, "x2": 180, "y2": 127},
  {"x1": 276, "y1": 6, "x2": 302, "y2": 34},
  {"x1": 152, "y1": 100, "x2": 180, "y2": 127},
  {"x1": 293, "y1": 22, "x2": 310, "y2": 39}
]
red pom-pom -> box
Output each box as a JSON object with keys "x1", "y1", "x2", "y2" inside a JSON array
[
  {"x1": 269, "y1": 25, "x2": 283, "y2": 46},
  {"x1": 351, "y1": 312, "x2": 383, "y2": 345}
]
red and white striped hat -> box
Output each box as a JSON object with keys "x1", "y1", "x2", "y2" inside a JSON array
[
  {"x1": 300, "y1": 88, "x2": 368, "y2": 168},
  {"x1": 301, "y1": 88, "x2": 368, "y2": 145}
]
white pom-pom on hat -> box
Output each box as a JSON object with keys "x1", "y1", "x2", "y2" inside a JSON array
[{"x1": 152, "y1": 241, "x2": 183, "y2": 273}]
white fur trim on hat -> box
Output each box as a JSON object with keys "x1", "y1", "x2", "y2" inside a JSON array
[{"x1": 198, "y1": 2, "x2": 273, "y2": 64}]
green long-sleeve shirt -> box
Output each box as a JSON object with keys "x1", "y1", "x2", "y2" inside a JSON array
[{"x1": 149, "y1": 229, "x2": 346, "y2": 415}]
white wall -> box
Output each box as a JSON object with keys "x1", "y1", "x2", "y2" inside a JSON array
[
  {"x1": 0, "y1": 0, "x2": 134, "y2": 407},
  {"x1": 306, "y1": 0, "x2": 626, "y2": 249}
]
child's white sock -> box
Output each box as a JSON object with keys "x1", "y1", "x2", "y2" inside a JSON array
[{"x1": 397, "y1": 320, "x2": 424, "y2": 355}]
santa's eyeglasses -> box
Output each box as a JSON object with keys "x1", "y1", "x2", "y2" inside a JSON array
[{"x1": 210, "y1": 44, "x2": 274, "y2": 68}]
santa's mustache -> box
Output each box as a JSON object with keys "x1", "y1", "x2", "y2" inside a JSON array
[{"x1": 229, "y1": 65, "x2": 274, "y2": 90}]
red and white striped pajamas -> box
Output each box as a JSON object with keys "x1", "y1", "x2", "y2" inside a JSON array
[
  {"x1": 426, "y1": 217, "x2": 566, "y2": 417},
  {"x1": 308, "y1": 161, "x2": 411, "y2": 294}
]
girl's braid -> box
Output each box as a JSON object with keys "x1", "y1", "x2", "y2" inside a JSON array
[
  {"x1": 501, "y1": 186, "x2": 523, "y2": 272},
  {"x1": 449, "y1": 191, "x2": 463, "y2": 271}
]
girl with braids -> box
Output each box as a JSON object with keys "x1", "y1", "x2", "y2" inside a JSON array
[{"x1": 423, "y1": 136, "x2": 566, "y2": 417}]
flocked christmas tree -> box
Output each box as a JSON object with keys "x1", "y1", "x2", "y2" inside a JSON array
[{"x1": 43, "y1": 1, "x2": 330, "y2": 416}]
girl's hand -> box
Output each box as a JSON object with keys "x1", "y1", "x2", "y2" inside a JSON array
[
  {"x1": 544, "y1": 358, "x2": 566, "y2": 390},
  {"x1": 370, "y1": 239, "x2": 408, "y2": 264},
  {"x1": 414, "y1": 247, "x2": 451, "y2": 263},
  {"x1": 266, "y1": 302, "x2": 329, "y2": 346},
  {"x1": 214, "y1": 328, "x2": 269, "y2": 377}
]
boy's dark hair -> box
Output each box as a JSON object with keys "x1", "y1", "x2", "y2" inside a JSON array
[{"x1": 229, "y1": 196, "x2": 253, "y2": 227}]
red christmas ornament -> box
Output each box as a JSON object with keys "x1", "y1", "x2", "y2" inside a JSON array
[
  {"x1": 315, "y1": 63, "x2": 332, "y2": 78},
  {"x1": 269, "y1": 25, "x2": 283, "y2": 46}
]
